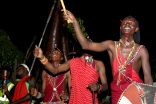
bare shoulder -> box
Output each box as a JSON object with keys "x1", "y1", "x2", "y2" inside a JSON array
[
  {"x1": 101, "y1": 40, "x2": 115, "y2": 53},
  {"x1": 101, "y1": 40, "x2": 114, "y2": 45},
  {"x1": 65, "y1": 70, "x2": 71, "y2": 76},
  {"x1": 136, "y1": 44, "x2": 149, "y2": 56},
  {"x1": 101, "y1": 40, "x2": 115, "y2": 47},
  {"x1": 96, "y1": 60, "x2": 105, "y2": 66},
  {"x1": 42, "y1": 70, "x2": 46, "y2": 76}
]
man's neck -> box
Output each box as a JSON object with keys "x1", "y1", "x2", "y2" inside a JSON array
[
  {"x1": 52, "y1": 61, "x2": 61, "y2": 67},
  {"x1": 121, "y1": 34, "x2": 133, "y2": 41},
  {"x1": 120, "y1": 35, "x2": 135, "y2": 47}
]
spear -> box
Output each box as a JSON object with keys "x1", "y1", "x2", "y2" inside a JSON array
[
  {"x1": 29, "y1": 0, "x2": 58, "y2": 103},
  {"x1": 29, "y1": 0, "x2": 58, "y2": 74}
]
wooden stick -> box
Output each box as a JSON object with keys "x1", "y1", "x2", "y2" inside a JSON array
[
  {"x1": 60, "y1": 0, "x2": 70, "y2": 23},
  {"x1": 29, "y1": 0, "x2": 57, "y2": 76},
  {"x1": 2, "y1": 70, "x2": 7, "y2": 97}
]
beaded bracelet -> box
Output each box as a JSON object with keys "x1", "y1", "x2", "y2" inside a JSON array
[
  {"x1": 39, "y1": 56, "x2": 46, "y2": 62},
  {"x1": 97, "y1": 84, "x2": 102, "y2": 91},
  {"x1": 39, "y1": 56, "x2": 48, "y2": 65}
]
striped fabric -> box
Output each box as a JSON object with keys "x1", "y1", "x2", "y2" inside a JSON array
[{"x1": 69, "y1": 58, "x2": 99, "y2": 104}]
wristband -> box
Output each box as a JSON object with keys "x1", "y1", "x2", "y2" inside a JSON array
[
  {"x1": 39, "y1": 56, "x2": 48, "y2": 65},
  {"x1": 97, "y1": 84, "x2": 102, "y2": 91}
]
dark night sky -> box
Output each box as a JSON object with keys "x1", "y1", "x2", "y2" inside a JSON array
[
  {"x1": 0, "y1": 1, "x2": 156, "y2": 78},
  {"x1": 0, "y1": 0, "x2": 155, "y2": 54}
]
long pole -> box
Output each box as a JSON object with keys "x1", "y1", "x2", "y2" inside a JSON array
[
  {"x1": 29, "y1": 1, "x2": 58, "y2": 104},
  {"x1": 29, "y1": 0, "x2": 58, "y2": 74}
]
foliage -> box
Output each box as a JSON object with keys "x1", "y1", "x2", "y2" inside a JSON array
[
  {"x1": 0, "y1": 30, "x2": 25, "y2": 69},
  {"x1": 100, "y1": 95, "x2": 111, "y2": 104},
  {"x1": 67, "y1": 18, "x2": 88, "y2": 43},
  {"x1": 150, "y1": 55, "x2": 156, "y2": 82}
]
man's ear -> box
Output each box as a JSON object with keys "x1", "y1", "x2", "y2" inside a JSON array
[{"x1": 135, "y1": 27, "x2": 138, "y2": 32}]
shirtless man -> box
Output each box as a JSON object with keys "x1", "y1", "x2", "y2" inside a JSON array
[{"x1": 62, "y1": 10, "x2": 153, "y2": 104}]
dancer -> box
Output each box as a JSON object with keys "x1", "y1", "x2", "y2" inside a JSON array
[
  {"x1": 33, "y1": 38, "x2": 108, "y2": 104},
  {"x1": 31, "y1": 48, "x2": 71, "y2": 104},
  {"x1": 62, "y1": 10, "x2": 153, "y2": 104}
]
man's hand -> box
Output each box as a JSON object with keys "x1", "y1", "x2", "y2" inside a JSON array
[
  {"x1": 2, "y1": 84, "x2": 8, "y2": 93},
  {"x1": 60, "y1": 91, "x2": 69, "y2": 102},
  {"x1": 33, "y1": 45, "x2": 44, "y2": 59},
  {"x1": 62, "y1": 10, "x2": 77, "y2": 24},
  {"x1": 87, "y1": 83, "x2": 98, "y2": 92}
]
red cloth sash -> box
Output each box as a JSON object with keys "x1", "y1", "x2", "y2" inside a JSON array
[
  {"x1": 111, "y1": 55, "x2": 143, "y2": 104},
  {"x1": 12, "y1": 75, "x2": 30, "y2": 104},
  {"x1": 43, "y1": 73, "x2": 65, "y2": 102},
  {"x1": 69, "y1": 58, "x2": 99, "y2": 104}
]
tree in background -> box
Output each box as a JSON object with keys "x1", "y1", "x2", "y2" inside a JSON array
[
  {"x1": 0, "y1": 29, "x2": 37, "y2": 83},
  {"x1": 0, "y1": 30, "x2": 25, "y2": 83}
]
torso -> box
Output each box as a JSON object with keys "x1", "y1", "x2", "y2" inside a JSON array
[
  {"x1": 43, "y1": 72, "x2": 66, "y2": 102},
  {"x1": 108, "y1": 41, "x2": 143, "y2": 75}
]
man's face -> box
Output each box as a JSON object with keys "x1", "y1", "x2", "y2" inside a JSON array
[
  {"x1": 51, "y1": 50, "x2": 63, "y2": 61},
  {"x1": 16, "y1": 65, "x2": 25, "y2": 76},
  {"x1": 120, "y1": 17, "x2": 138, "y2": 36}
]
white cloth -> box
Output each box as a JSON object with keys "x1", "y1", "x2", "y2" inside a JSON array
[{"x1": 20, "y1": 64, "x2": 30, "y2": 76}]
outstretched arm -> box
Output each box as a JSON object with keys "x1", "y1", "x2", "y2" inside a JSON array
[
  {"x1": 63, "y1": 10, "x2": 112, "y2": 52},
  {"x1": 33, "y1": 45, "x2": 70, "y2": 74},
  {"x1": 141, "y1": 47, "x2": 153, "y2": 85}
]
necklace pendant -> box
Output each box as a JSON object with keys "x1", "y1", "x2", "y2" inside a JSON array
[
  {"x1": 125, "y1": 41, "x2": 130, "y2": 47},
  {"x1": 53, "y1": 87, "x2": 56, "y2": 91}
]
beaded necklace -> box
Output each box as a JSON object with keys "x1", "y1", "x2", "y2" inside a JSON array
[
  {"x1": 46, "y1": 64, "x2": 66, "y2": 102},
  {"x1": 116, "y1": 39, "x2": 136, "y2": 85},
  {"x1": 120, "y1": 39, "x2": 134, "y2": 48},
  {"x1": 84, "y1": 55, "x2": 94, "y2": 66}
]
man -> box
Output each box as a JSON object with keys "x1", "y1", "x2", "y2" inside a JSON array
[
  {"x1": 31, "y1": 48, "x2": 71, "y2": 104},
  {"x1": 3, "y1": 64, "x2": 36, "y2": 104},
  {"x1": 0, "y1": 66, "x2": 14, "y2": 104},
  {"x1": 62, "y1": 10, "x2": 153, "y2": 104},
  {"x1": 33, "y1": 38, "x2": 108, "y2": 104}
]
